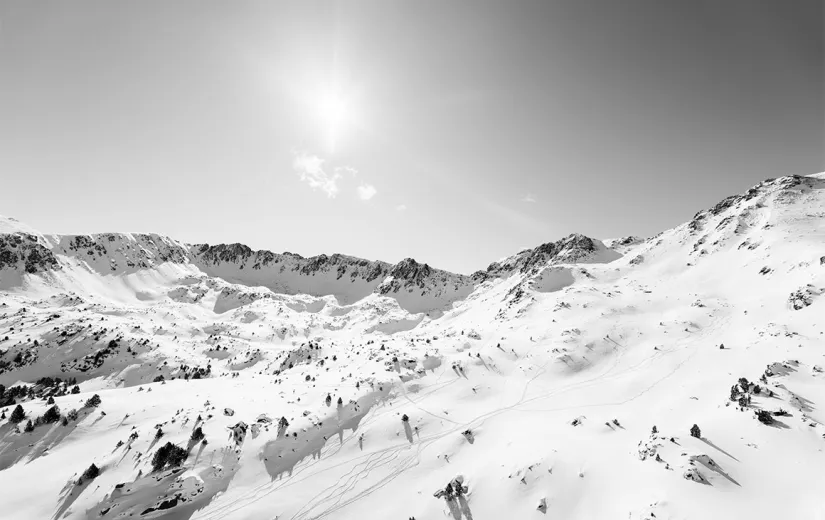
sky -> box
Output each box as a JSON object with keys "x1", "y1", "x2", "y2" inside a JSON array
[{"x1": 0, "y1": 1, "x2": 822, "y2": 274}]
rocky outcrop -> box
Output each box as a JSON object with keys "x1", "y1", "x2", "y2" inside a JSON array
[
  {"x1": 51, "y1": 233, "x2": 190, "y2": 272},
  {"x1": 475, "y1": 233, "x2": 617, "y2": 282},
  {"x1": 376, "y1": 258, "x2": 474, "y2": 313},
  {"x1": 688, "y1": 175, "x2": 821, "y2": 235},
  {"x1": 789, "y1": 285, "x2": 822, "y2": 310},
  {"x1": 0, "y1": 233, "x2": 60, "y2": 274},
  {"x1": 378, "y1": 258, "x2": 471, "y2": 295}
]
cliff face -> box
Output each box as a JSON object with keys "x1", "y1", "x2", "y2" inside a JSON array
[
  {"x1": 0, "y1": 233, "x2": 60, "y2": 274},
  {"x1": 48, "y1": 233, "x2": 190, "y2": 273},
  {"x1": 376, "y1": 258, "x2": 475, "y2": 313},
  {"x1": 189, "y1": 245, "x2": 394, "y2": 305}
]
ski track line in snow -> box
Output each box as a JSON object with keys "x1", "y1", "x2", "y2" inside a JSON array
[
  {"x1": 197, "y1": 348, "x2": 557, "y2": 520},
  {"x1": 286, "y1": 311, "x2": 730, "y2": 519},
  {"x1": 197, "y1": 310, "x2": 728, "y2": 520},
  {"x1": 192, "y1": 378, "x2": 452, "y2": 520}
]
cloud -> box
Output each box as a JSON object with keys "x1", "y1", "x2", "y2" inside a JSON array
[
  {"x1": 292, "y1": 151, "x2": 343, "y2": 198},
  {"x1": 357, "y1": 183, "x2": 377, "y2": 201},
  {"x1": 396, "y1": 204, "x2": 407, "y2": 212},
  {"x1": 520, "y1": 194, "x2": 536, "y2": 203},
  {"x1": 334, "y1": 166, "x2": 359, "y2": 177}
]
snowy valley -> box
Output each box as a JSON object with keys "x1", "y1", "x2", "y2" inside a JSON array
[{"x1": 1, "y1": 173, "x2": 825, "y2": 520}]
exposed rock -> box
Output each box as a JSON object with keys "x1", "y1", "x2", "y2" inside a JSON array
[
  {"x1": 0, "y1": 233, "x2": 60, "y2": 274},
  {"x1": 683, "y1": 467, "x2": 707, "y2": 484}
]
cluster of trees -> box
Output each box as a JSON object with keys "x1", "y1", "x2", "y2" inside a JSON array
[
  {"x1": 9, "y1": 403, "x2": 67, "y2": 432},
  {"x1": 151, "y1": 442, "x2": 188, "y2": 472},
  {"x1": 3, "y1": 393, "x2": 100, "y2": 433},
  {"x1": 0, "y1": 378, "x2": 80, "y2": 407}
]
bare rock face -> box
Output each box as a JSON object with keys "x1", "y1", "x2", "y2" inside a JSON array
[
  {"x1": 51, "y1": 233, "x2": 191, "y2": 273},
  {"x1": 688, "y1": 175, "x2": 821, "y2": 236},
  {"x1": 476, "y1": 234, "x2": 599, "y2": 281},
  {"x1": 0, "y1": 233, "x2": 60, "y2": 274},
  {"x1": 789, "y1": 285, "x2": 822, "y2": 310},
  {"x1": 376, "y1": 258, "x2": 474, "y2": 312}
]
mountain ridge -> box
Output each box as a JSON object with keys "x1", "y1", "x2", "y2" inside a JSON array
[{"x1": 2, "y1": 171, "x2": 825, "y2": 520}]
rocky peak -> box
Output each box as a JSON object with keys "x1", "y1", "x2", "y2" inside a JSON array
[
  {"x1": 376, "y1": 258, "x2": 474, "y2": 313},
  {"x1": 476, "y1": 233, "x2": 604, "y2": 281},
  {"x1": 689, "y1": 175, "x2": 820, "y2": 232},
  {"x1": 388, "y1": 258, "x2": 433, "y2": 284}
]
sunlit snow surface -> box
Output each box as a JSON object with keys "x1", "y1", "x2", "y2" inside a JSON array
[{"x1": 1, "y1": 174, "x2": 824, "y2": 520}]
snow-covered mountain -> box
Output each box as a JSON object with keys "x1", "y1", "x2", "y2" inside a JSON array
[
  {"x1": 1, "y1": 173, "x2": 824, "y2": 520},
  {"x1": 0, "y1": 220, "x2": 475, "y2": 314}
]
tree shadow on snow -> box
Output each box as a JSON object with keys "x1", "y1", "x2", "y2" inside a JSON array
[
  {"x1": 765, "y1": 418, "x2": 791, "y2": 429},
  {"x1": 192, "y1": 442, "x2": 207, "y2": 465},
  {"x1": 262, "y1": 395, "x2": 375, "y2": 481},
  {"x1": 693, "y1": 456, "x2": 740, "y2": 487},
  {"x1": 86, "y1": 449, "x2": 241, "y2": 520},
  {"x1": 791, "y1": 394, "x2": 815, "y2": 413},
  {"x1": 52, "y1": 474, "x2": 96, "y2": 520},
  {"x1": 446, "y1": 496, "x2": 474, "y2": 520},
  {"x1": 0, "y1": 408, "x2": 93, "y2": 471},
  {"x1": 700, "y1": 438, "x2": 740, "y2": 462},
  {"x1": 458, "y1": 495, "x2": 474, "y2": 519}
]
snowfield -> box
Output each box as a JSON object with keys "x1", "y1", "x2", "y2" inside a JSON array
[{"x1": 1, "y1": 173, "x2": 825, "y2": 520}]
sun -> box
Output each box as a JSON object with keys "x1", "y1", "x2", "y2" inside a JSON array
[
  {"x1": 316, "y1": 89, "x2": 351, "y2": 154},
  {"x1": 318, "y1": 91, "x2": 348, "y2": 131}
]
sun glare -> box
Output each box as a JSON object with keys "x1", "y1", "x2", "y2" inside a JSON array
[{"x1": 316, "y1": 89, "x2": 351, "y2": 153}]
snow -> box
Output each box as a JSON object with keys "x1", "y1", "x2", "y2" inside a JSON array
[{"x1": 1, "y1": 173, "x2": 825, "y2": 519}]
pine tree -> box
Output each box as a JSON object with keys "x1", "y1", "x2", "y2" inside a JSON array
[
  {"x1": 9, "y1": 404, "x2": 25, "y2": 424},
  {"x1": 690, "y1": 424, "x2": 701, "y2": 438},
  {"x1": 42, "y1": 404, "x2": 61, "y2": 424},
  {"x1": 190, "y1": 426, "x2": 204, "y2": 442},
  {"x1": 756, "y1": 409, "x2": 774, "y2": 425},
  {"x1": 79, "y1": 463, "x2": 100, "y2": 483},
  {"x1": 84, "y1": 394, "x2": 101, "y2": 408},
  {"x1": 24, "y1": 419, "x2": 34, "y2": 432}
]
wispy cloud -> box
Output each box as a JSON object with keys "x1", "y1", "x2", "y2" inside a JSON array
[
  {"x1": 396, "y1": 204, "x2": 407, "y2": 212},
  {"x1": 292, "y1": 151, "x2": 342, "y2": 198},
  {"x1": 335, "y1": 166, "x2": 359, "y2": 178},
  {"x1": 357, "y1": 183, "x2": 377, "y2": 201},
  {"x1": 521, "y1": 193, "x2": 536, "y2": 203}
]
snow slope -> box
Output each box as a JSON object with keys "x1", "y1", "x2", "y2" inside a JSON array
[{"x1": 1, "y1": 173, "x2": 824, "y2": 520}]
